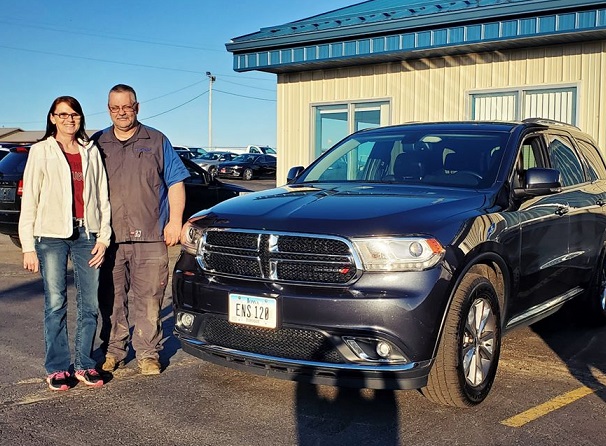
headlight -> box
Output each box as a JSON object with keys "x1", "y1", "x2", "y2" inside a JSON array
[
  {"x1": 352, "y1": 237, "x2": 445, "y2": 271},
  {"x1": 180, "y1": 221, "x2": 203, "y2": 255}
]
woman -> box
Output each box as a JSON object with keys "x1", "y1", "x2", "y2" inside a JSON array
[{"x1": 19, "y1": 96, "x2": 111, "y2": 391}]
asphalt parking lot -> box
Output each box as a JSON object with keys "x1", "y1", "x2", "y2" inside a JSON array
[{"x1": 1, "y1": 179, "x2": 605, "y2": 445}]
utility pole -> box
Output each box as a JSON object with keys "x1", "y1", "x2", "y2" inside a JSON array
[{"x1": 206, "y1": 71, "x2": 216, "y2": 149}]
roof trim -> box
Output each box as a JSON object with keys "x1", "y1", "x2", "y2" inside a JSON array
[
  {"x1": 228, "y1": 3, "x2": 606, "y2": 73},
  {"x1": 227, "y1": 0, "x2": 601, "y2": 51}
]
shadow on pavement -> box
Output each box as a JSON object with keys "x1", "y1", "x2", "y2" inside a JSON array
[{"x1": 531, "y1": 304, "x2": 606, "y2": 403}]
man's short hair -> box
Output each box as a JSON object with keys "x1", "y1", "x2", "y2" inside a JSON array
[{"x1": 109, "y1": 84, "x2": 137, "y2": 101}]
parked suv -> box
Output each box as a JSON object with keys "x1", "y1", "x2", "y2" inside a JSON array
[
  {"x1": 172, "y1": 119, "x2": 606, "y2": 407},
  {"x1": 0, "y1": 146, "x2": 30, "y2": 247}
]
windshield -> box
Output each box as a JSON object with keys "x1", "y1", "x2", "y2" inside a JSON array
[{"x1": 297, "y1": 128, "x2": 510, "y2": 188}]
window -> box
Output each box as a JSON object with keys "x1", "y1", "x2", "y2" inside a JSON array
[
  {"x1": 576, "y1": 139, "x2": 606, "y2": 182},
  {"x1": 547, "y1": 135, "x2": 585, "y2": 187},
  {"x1": 313, "y1": 101, "x2": 390, "y2": 158},
  {"x1": 470, "y1": 86, "x2": 577, "y2": 125}
]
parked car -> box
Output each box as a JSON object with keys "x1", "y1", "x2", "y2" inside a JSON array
[
  {"x1": 191, "y1": 151, "x2": 238, "y2": 177},
  {"x1": 174, "y1": 146, "x2": 207, "y2": 160},
  {"x1": 180, "y1": 157, "x2": 250, "y2": 221},
  {"x1": 0, "y1": 146, "x2": 30, "y2": 247},
  {"x1": 217, "y1": 153, "x2": 276, "y2": 180},
  {"x1": 247, "y1": 145, "x2": 277, "y2": 155},
  {"x1": 172, "y1": 119, "x2": 606, "y2": 407},
  {"x1": 0, "y1": 147, "x2": 249, "y2": 247}
]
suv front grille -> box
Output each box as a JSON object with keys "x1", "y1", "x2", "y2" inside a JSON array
[
  {"x1": 198, "y1": 229, "x2": 359, "y2": 285},
  {"x1": 201, "y1": 316, "x2": 345, "y2": 363}
]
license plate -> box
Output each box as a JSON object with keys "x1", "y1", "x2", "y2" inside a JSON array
[
  {"x1": 0, "y1": 187, "x2": 15, "y2": 203},
  {"x1": 228, "y1": 293, "x2": 277, "y2": 329}
]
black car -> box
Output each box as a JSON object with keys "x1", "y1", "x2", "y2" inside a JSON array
[
  {"x1": 0, "y1": 149, "x2": 249, "y2": 247},
  {"x1": 172, "y1": 119, "x2": 606, "y2": 407},
  {"x1": 180, "y1": 157, "x2": 250, "y2": 221},
  {"x1": 217, "y1": 153, "x2": 276, "y2": 180}
]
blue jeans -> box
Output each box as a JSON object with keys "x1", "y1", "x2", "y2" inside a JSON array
[{"x1": 36, "y1": 228, "x2": 100, "y2": 374}]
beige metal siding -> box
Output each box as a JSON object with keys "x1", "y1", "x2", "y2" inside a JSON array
[{"x1": 276, "y1": 41, "x2": 606, "y2": 184}]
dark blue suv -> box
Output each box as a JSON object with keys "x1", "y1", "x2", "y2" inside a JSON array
[{"x1": 172, "y1": 119, "x2": 606, "y2": 407}]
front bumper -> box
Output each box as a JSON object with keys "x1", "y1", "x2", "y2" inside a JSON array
[
  {"x1": 172, "y1": 251, "x2": 452, "y2": 390},
  {"x1": 177, "y1": 333, "x2": 432, "y2": 390}
]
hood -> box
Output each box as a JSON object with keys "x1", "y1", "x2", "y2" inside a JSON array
[{"x1": 194, "y1": 183, "x2": 491, "y2": 240}]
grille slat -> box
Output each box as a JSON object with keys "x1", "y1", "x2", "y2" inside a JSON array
[
  {"x1": 198, "y1": 229, "x2": 358, "y2": 285},
  {"x1": 201, "y1": 316, "x2": 344, "y2": 363}
]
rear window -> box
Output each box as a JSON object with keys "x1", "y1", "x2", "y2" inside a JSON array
[{"x1": 0, "y1": 150, "x2": 29, "y2": 175}]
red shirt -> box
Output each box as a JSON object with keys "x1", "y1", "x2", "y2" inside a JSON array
[{"x1": 64, "y1": 151, "x2": 84, "y2": 219}]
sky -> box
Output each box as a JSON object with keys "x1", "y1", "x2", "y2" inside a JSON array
[{"x1": 1, "y1": 0, "x2": 360, "y2": 149}]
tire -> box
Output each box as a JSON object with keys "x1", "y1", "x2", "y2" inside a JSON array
[
  {"x1": 581, "y1": 248, "x2": 606, "y2": 326},
  {"x1": 243, "y1": 168, "x2": 254, "y2": 181},
  {"x1": 9, "y1": 235, "x2": 21, "y2": 248},
  {"x1": 422, "y1": 273, "x2": 501, "y2": 407}
]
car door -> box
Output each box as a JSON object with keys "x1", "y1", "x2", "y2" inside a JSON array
[
  {"x1": 549, "y1": 132, "x2": 606, "y2": 287},
  {"x1": 511, "y1": 133, "x2": 573, "y2": 317},
  {"x1": 257, "y1": 155, "x2": 276, "y2": 178},
  {"x1": 182, "y1": 159, "x2": 219, "y2": 221}
]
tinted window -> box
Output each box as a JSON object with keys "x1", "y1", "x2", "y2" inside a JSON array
[
  {"x1": 547, "y1": 135, "x2": 585, "y2": 187},
  {"x1": 0, "y1": 151, "x2": 29, "y2": 174},
  {"x1": 576, "y1": 139, "x2": 606, "y2": 181}
]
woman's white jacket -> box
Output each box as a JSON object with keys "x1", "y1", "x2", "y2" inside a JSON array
[{"x1": 18, "y1": 136, "x2": 111, "y2": 252}]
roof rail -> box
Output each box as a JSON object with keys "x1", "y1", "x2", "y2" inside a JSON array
[{"x1": 522, "y1": 118, "x2": 580, "y2": 130}]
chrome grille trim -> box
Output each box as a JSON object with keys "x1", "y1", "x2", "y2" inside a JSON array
[{"x1": 196, "y1": 228, "x2": 362, "y2": 285}]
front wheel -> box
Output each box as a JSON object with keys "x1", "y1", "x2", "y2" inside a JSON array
[
  {"x1": 581, "y1": 248, "x2": 606, "y2": 326},
  {"x1": 422, "y1": 273, "x2": 502, "y2": 407},
  {"x1": 242, "y1": 168, "x2": 254, "y2": 181}
]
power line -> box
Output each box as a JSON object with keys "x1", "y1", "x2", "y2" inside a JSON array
[
  {"x1": 0, "y1": 44, "x2": 206, "y2": 75},
  {"x1": 141, "y1": 91, "x2": 209, "y2": 120},
  {"x1": 220, "y1": 78, "x2": 276, "y2": 92},
  {"x1": 214, "y1": 89, "x2": 276, "y2": 102},
  {"x1": 0, "y1": 44, "x2": 275, "y2": 81},
  {"x1": 0, "y1": 18, "x2": 225, "y2": 53}
]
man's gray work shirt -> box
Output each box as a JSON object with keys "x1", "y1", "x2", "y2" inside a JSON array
[{"x1": 93, "y1": 124, "x2": 189, "y2": 243}]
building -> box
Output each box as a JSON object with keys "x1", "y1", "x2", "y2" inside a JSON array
[
  {"x1": 0, "y1": 128, "x2": 98, "y2": 146},
  {"x1": 226, "y1": 0, "x2": 606, "y2": 183}
]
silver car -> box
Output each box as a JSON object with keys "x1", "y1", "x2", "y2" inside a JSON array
[{"x1": 192, "y1": 151, "x2": 238, "y2": 177}]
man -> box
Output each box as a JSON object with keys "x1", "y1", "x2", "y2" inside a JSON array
[{"x1": 93, "y1": 84, "x2": 189, "y2": 375}]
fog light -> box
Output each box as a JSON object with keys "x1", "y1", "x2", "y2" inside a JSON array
[
  {"x1": 178, "y1": 312, "x2": 195, "y2": 329},
  {"x1": 376, "y1": 341, "x2": 391, "y2": 358}
]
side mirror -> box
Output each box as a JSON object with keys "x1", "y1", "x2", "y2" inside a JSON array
[
  {"x1": 286, "y1": 166, "x2": 305, "y2": 184},
  {"x1": 514, "y1": 167, "x2": 561, "y2": 198}
]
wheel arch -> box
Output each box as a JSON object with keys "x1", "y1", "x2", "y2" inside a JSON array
[{"x1": 432, "y1": 251, "x2": 510, "y2": 359}]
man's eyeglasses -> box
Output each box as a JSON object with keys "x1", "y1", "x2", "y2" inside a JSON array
[
  {"x1": 108, "y1": 103, "x2": 138, "y2": 114},
  {"x1": 53, "y1": 113, "x2": 81, "y2": 120}
]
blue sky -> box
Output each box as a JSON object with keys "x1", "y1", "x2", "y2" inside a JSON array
[{"x1": 1, "y1": 1, "x2": 359, "y2": 149}]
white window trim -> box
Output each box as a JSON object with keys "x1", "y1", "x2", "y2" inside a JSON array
[
  {"x1": 310, "y1": 98, "x2": 391, "y2": 160},
  {"x1": 467, "y1": 83, "x2": 580, "y2": 125}
]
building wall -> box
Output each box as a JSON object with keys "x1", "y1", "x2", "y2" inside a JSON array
[{"x1": 276, "y1": 40, "x2": 606, "y2": 184}]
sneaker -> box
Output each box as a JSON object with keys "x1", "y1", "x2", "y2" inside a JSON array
[
  {"x1": 46, "y1": 371, "x2": 70, "y2": 391},
  {"x1": 75, "y1": 369, "x2": 104, "y2": 388},
  {"x1": 138, "y1": 358, "x2": 161, "y2": 375},
  {"x1": 101, "y1": 355, "x2": 124, "y2": 372}
]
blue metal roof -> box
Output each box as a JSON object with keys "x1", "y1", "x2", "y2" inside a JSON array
[{"x1": 226, "y1": 0, "x2": 606, "y2": 73}]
